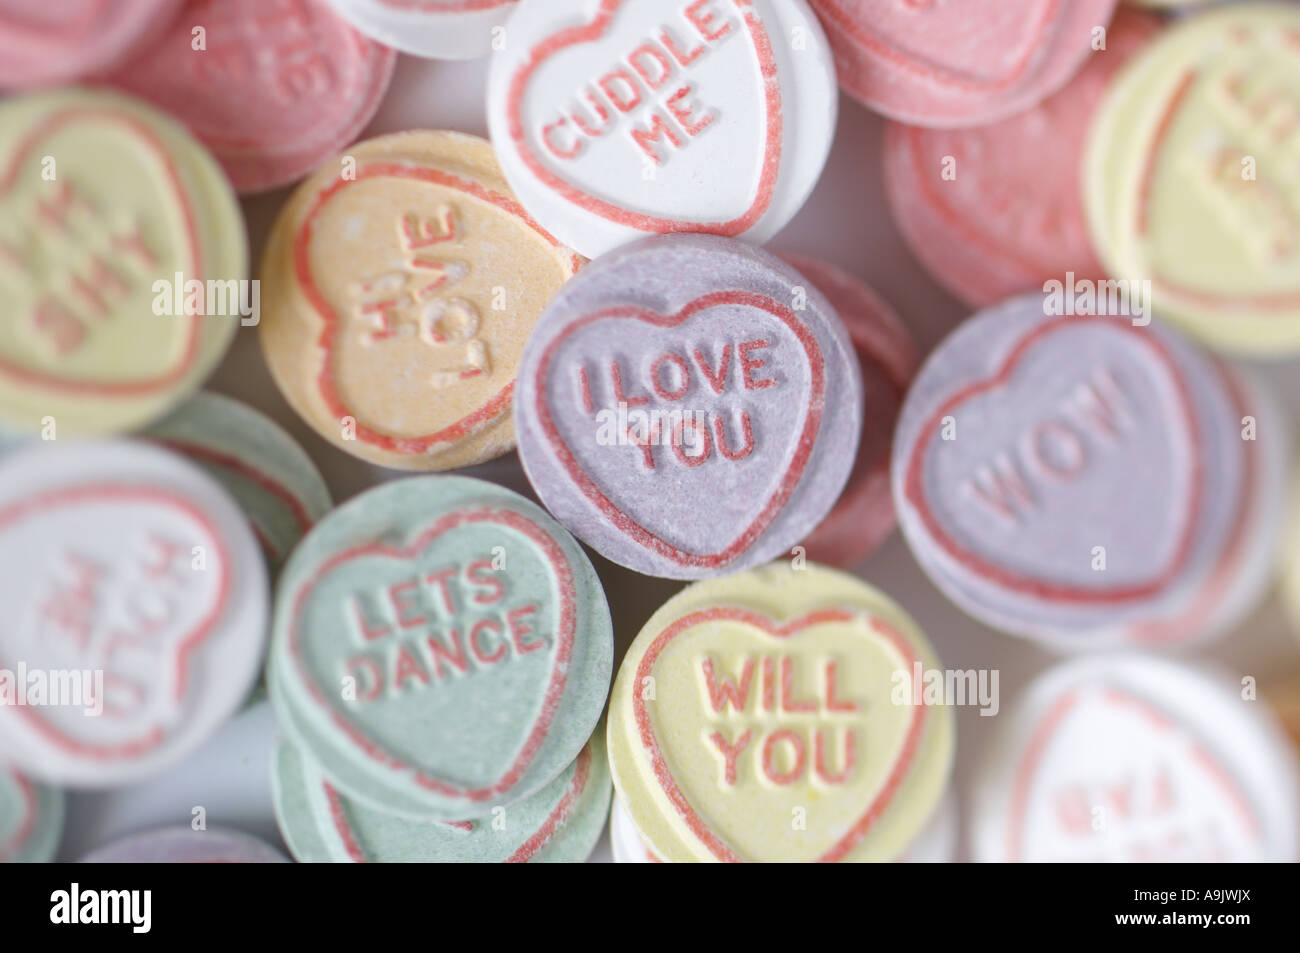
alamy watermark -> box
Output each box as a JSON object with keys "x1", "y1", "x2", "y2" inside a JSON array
[
  {"x1": 152, "y1": 272, "x2": 260, "y2": 326},
  {"x1": 0, "y1": 662, "x2": 103, "y2": 716},
  {"x1": 1043, "y1": 272, "x2": 1152, "y2": 327},
  {"x1": 891, "y1": 662, "x2": 999, "y2": 716}
]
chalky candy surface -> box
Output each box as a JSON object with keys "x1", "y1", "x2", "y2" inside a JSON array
[
  {"x1": 1125, "y1": 363, "x2": 1287, "y2": 646},
  {"x1": 882, "y1": 9, "x2": 1161, "y2": 309},
  {"x1": 607, "y1": 564, "x2": 954, "y2": 862},
  {"x1": 79, "y1": 826, "x2": 288, "y2": 862},
  {"x1": 267, "y1": 476, "x2": 613, "y2": 820},
  {"x1": 779, "y1": 255, "x2": 915, "y2": 569},
  {"x1": 515, "y1": 235, "x2": 863, "y2": 580},
  {"x1": 0, "y1": 441, "x2": 268, "y2": 787},
  {"x1": 323, "y1": 0, "x2": 518, "y2": 60},
  {"x1": 486, "y1": 0, "x2": 838, "y2": 259},
  {"x1": 0, "y1": 0, "x2": 184, "y2": 89},
  {"x1": 143, "y1": 392, "x2": 333, "y2": 566},
  {"x1": 260, "y1": 131, "x2": 581, "y2": 472},
  {"x1": 609, "y1": 787, "x2": 956, "y2": 862},
  {"x1": 273, "y1": 733, "x2": 610, "y2": 862},
  {"x1": 891, "y1": 296, "x2": 1244, "y2": 646},
  {"x1": 102, "y1": 0, "x2": 396, "y2": 194},
  {"x1": 1084, "y1": 3, "x2": 1300, "y2": 355},
  {"x1": 0, "y1": 766, "x2": 63, "y2": 863},
  {"x1": 0, "y1": 89, "x2": 246, "y2": 435},
  {"x1": 810, "y1": 0, "x2": 1119, "y2": 127},
  {"x1": 971, "y1": 656, "x2": 1300, "y2": 862}
]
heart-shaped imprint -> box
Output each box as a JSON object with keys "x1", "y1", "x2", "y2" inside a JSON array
[
  {"x1": 292, "y1": 161, "x2": 579, "y2": 456},
  {"x1": 504, "y1": 0, "x2": 783, "y2": 234},
  {"x1": 634, "y1": 607, "x2": 925, "y2": 862},
  {"x1": 534, "y1": 290, "x2": 825, "y2": 570},
  {"x1": 903, "y1": 317, "x2": 1201, "y2": 603},
  {"x1": 1007, "y1": 686, "x2": 1259, "y2": 861},
  {"x1": 0, "y1": 107, "x2": 204, "y2": 396},
  {"x1": 286, "y1": 506, "x2": 577, "y2": 804},
  {"x1": 0, "y1": 485, "x2": 230, "y2": 759}
]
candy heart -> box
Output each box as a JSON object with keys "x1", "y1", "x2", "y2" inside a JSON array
[
  {"x1": 0, "y1": 485, "x2": 230, "y2": 758},
  {"x1": 632, "y1": 606, "x2": 925, "y2": 862},
  {"x1": 531, "y1": 291, "x2": 825, "y2": 572},
  {"x1": 902, "y1": 316, "x2": 1200, "y2": 604},
  {"x1": 1006, "y1": 684, "x2": 1257, "y2": 862},
  {"x1": 501, "y1": 0, "x2": 782, "y2": 235},
  {"x1": 290, "y1": 159, "x2": 578, "y2": 456},
  {"x1": 0, "y1": 106, "x2": 204, "y2": 395}
]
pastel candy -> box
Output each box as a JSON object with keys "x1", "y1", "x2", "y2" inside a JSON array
[
  {"x1": 273, "y1": 733, "x2": 610, "y2": 862},
  {"x1": 102, "y1": 0, "x2": 396, "y2": 194},
  {"x1": 259, "y1": 131, "x2": 581, "y2": 472},
  {"x1": 0, "y1": 89, "x2": 246, "y2": 435},
  {"x1": 606, "y1": 563, "x2": 954, "y2": 862},
  {"x1": 515, "y1": 235, "x2": 864, "y2": 580},
  {"x1": 1084, "y1": 3, "x2": 1300, "y2": 355},
  {"x1": 883, "y1": 9, "x2": 1162, "y2": 309},
  {"x1": 0, "y1": 766, "x2": 63, "y2": 863},
  {"x1": 810, "y1": 0, "x2": 1120, "y2": 127},
  {"x1": 609, "y1": 788, "x2": 957, "y2": 863},
  {"x1": 79, "y1": 826, "x2": 288, "y2": 863},
  {"x1": 891, "y1": 297, "x2": 1262, "y2": 647},
  {"x1": 779, "y1": 255, "x2": 915, "y2": 568},
  {"x1": 486, "y1": 0, "x2": 838, "y2": 259},
  {"x1": 0, "y1": 0, "x2": 184, "y2": 89},
  {"x1": 143, "y1": 391, "x2": 333, "y2": 566},
  {"x1": 322, "y1": 0, "x2": 518, "y2": 60},
  {"x1": 0, "y1": 441, "x2": 268, "y2": 786},
  {"x1": 972, "y1": 656, "x2": 1300, "y2": 862},
  {"x1": 266, "y1": 476, "x2": 613, "y2": 820}
]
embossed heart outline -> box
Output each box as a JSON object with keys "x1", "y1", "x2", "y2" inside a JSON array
[
  {"x1": 533, "y1": 289, "x2": 825, "y2": 570},
  {"x1": 0, "y1": 484, "x2": 231, "y2": 759},
  {"x1": 287, "y1": 505, "x2": 577, "y2": 803},
  {"x1": 322, "y1": 743, "x2": 593, "y2": 862},
  {"x1": 0, "y1": 769, "x2": 37, "y2": 863},
  {"x1": 903, "y1": 315, "x2": 1203, "y2": 603},
  {"x1": 505, "y1": 0, "x2": 783, "y2": 236},
  {"x1": 0, "y1": 108, "x2": 204, "y2": 395},
  {"x1": 634, "y1": 606, "x2": 926, "y2": 862},
  {"x1": 1006, "y1": 687, "x2": 1259, "y2": 861},
  {"x1": 292, "y1": 160, "x2": 580, "y2": 456},
  {"x1": 1134, "y1": 52, "x2": 1300, "y2": 312},
  {"x1": 816, "y1": 0, "x2": 1061, "y2": 92}
]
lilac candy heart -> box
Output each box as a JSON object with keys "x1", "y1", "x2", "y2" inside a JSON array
[
  {"x1": 515, "y1": 234, "x2": 863, "y2": 580},
  {"x1": 891, "y1": 296, "x2": 1243, "y2": 645}
]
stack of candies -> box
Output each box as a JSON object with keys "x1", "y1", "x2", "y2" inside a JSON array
[{"x1": 0, "y1": 0, "x2": 1298, "y2": 864}]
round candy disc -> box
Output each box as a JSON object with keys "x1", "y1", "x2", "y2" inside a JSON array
[
  {"x1": 891, "y1": 297, "x2": 1247, "y2": 646},
  {"x1": 143, "y1": 392, "x2": 333, "y2": 566},
  {"x1": 779, "y1": 255, "x2": 915, "y2": 569},
  {"x1": 0, "y1": 766, "x2": 63, "y2": 863},
  {"x1": 260, "y1": 131, "x2": 581, "y2": 472},
  {"x1": 80, "y1": 826, "x2": 288, "y2": 863},
  {"x1": 102, "y1": 0, "x2": 396, "y2": 194},
  {"x1": 323, "y1": 0, "x2": 518, "y2": 60},
  {"x1": 267, "y1": 476, "x2": 613, "y2": 820},
  {"x1": 486, "y1": 0, "x2": 838, "y2": 259},
  {"x1": 0, "y1": 441, "x2": 268, "y2": 787},
  {"x1": 0, "y1": 90, "x2": 246, "y2": 435},
  {"x1": 515, "y1": 235, "x2": 863, "y2": 580},
  {"x1": 882, "y1": 9, "x2": 1161, "y2": 308},
  {"x1": 972, "y1": 656, "x2": 1300, "y2": 862},
  {"x1": 607, "y1": 563, "x2": 954, "y2": 862},
  {"x1": 274, "y1": 733, "x2": 610, "y2": 862},
  {"x1": 1084, "y1": 4, "x2": 1300, "y2": 355},
  {"x1": 810, "y1": 0, "x2": 1119, "y2": 127},
  {"x1": 0, "y1": 0, "x2": 184, "y2": 90}
]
